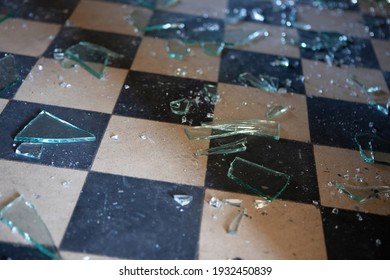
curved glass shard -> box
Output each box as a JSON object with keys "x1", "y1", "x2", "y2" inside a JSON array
[
  {"x1": 170, "y1": 98, "x2": 191, "y2": 115},
  {"x1": 124, "y1": 9, "x2": 150, "y2": 32},
  {"x1": 0, "y1": 55, "x2": 18, "y2": 93},
  {"x1": 194, "y1": 138, "x2": 247, "y2": 157},
  {"x1": 15, "y1": 143, "x2": 43, "y2": 159},
  {"x1": 335, "y1": 182, "x2": 390, "y2": 203},
  {"x1": 202, "y1": 84, "x2": 220, "y2": 103},
  {"x1": 227, "y1": 208, "x2": 246, "y2": 235},
  {"x1": 166, "y1": 39, "x2": 191, "y2": 59},
  {"x1": 354, "y1": 133, "x2": 390, "y2": 166},
  {"x1": 14, "y1": 110, "x2": 96, "y2": 143}
]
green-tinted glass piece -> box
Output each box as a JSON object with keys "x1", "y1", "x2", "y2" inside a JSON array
[
  {"x1": 202, "y1": 84, "x2": 220, "y2": 103},
  {"x1": 239, "y1": 72, "x2": 283, "y2": 93},
  {"x1": 14, "y1": 110, "x2": 96, "y2": 143},
  {"x1": 201, "y1": 42, "x2": 225, "y2": 56},
  {"x1": 166, "y1": 39, "x2": 190, "y2": 59},
  {"x1": 135, "y1": 0, "x2": 179, "y2": 9},
  {"x1": 124, "y1": 9, "x2": 150, "y2": 32},
  {"x1": 64, "y1": 41, "x2": 123, "y2": 79},
  {"x1": 15, "y1": 143, "x2": 43, "y2": 159},
  {"x1": 266, "y1": 104, "x2": 289, "y2": 119},
  {"x1": 0, "y1": 55, "x2": 18, "y2": 92},
  {"x1": 227, "y1": 157, "x2": 290, "y2": 202},
  {"x1": 195, "y1": 138, "x2": 247, "y2": 157},
  {"x1": 224, "y1": 27, "x2": 268, "y2": 46},
  {"x1": 227, "y1": 208, "x2": 246, "y2": 235},
  {"x1": 368, "y1": 100, "x2": 389, "y2": 115},
  {"x1": 0, "y1": 195, "x2": 61, "y2": 259},
  {"x1": 335, "y1": 182, "x2": 390, "y2": 203},
  {"x1": 224, "y1": 8, "x2": 247, "y2": 24},
  {"x1": 354, "y1": 133, "x2": 390, "y2": 166},
  {"x1": 185, "y1": 119, "x2": 280, "y2": 140},
  {"x1": 170, "y1": 98, "x2": 191, "y2": 115}
]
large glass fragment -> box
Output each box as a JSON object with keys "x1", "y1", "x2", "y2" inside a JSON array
[
  {"x1": 0, "y1": 55, "x2": 18, "y2": 92},
  {"x1": 266, "y1": 104, "x2": 289, "y2": 119},
  {"x1": 134, "y1": 0, "x2": 179, "y2": 9},
  {"x1": 227, "y1": 157, "x2": 290, "y2": 201},
  {"x1": 368, "y1": 100, "x2": 389, "y2": 116},
  {"x1": 354, "y1": 133, "x2": 390, "y2": 166},
  {"x1": 166, "y1": 39, "x2": 190, "y2": 59},
  {"x1": 299, "y1": 31, "x2": 349, "y2": 52},
  {"x1": 0, "y1": 195, "x2": 61, "y2": 259},
  {"x1": 185, "y1": 119, "x2": 280, "y2": 140},
  {"x1": 14, "y1": 110, "x2": 96, "y2": 143},
  {"x1": 239, "y1": 72, "x2": 286, "y2": 93},
  {"x1": 227, "y1": 208, "x2": 246, "y2": 235},
  {"x1": 224, "y1": 27, "x2": 268, "y2": 47},
  {"x1": 64, "y1": 41, "x2": 123, "y2": 79},
  {"x1": 170, "y1": 98, "x2": 191, "y2": 115},
  {"x1": 194, "y1": 138, "x2": 247, "y2": 157},
  {"x1": 15, "y1": 143, "x2": 43, "y2": 159},
  {"x1": 173, "y1": 194, "x2": 193, "y2": 206},
  {"x1": 335, "y1": 182, "x2": 390, "y2": 203}
]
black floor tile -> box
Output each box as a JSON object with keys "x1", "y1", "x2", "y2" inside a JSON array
[
  {"x1": 307, "y1": 96, "x2": 390, "y2": 151},
  {"x1": 295, "y1": 0, "x2": 359, "y2": 11},
  {"x1": 205, "y1": 136, "x2": 319, "y2": 204},
  {"x1": 0, "y1": 100, "x2": 110, "y2": 170},
  {"x1": 0, "y1": 242, "x2": 51, "y2": 260},
  {"x1": 384, "y1": 71, "x2": 390, "y2": 92},
  {"x1": 219, "y1": 49, "x2": 306, "y2": 94},
  {"x1": 43, "y1": 27, "x2": 141, "y2": 69},
  {"x1": 113, "y1": 71, "x2": 215, "y2": 126},
  {"x1": 321, "y1": 207, "x2": 390, "y2": 259},
  {"x1": 363, "y1": 14, "x2": 390, "y2": 40},
  {"x1": 60, "y1": 172, "x2": 204, "y2": 260}
]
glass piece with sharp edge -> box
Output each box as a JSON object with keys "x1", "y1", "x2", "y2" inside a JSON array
[
  {"x1": 209, "y1": 197, "x2": 222, "y2": 208},
  {"x1": 347, "y1": 75, "x2": 383, "y2": 94},
  {"x1": 224, "y1": 8, "x2": 247, "y2": 24},
  {"x1": 222, "y1": 198, "x2": 242, "y2": 207},
  {"x1": 173, "y1": 194, "x2": 193, "y2": 206},
  {"x1": 170, "y1": 98, "x2": 191, "y2": 115},
  {"x1": 202, "y1": 84, "x2": 220, "y2": 103},
  {"x1": 239, "y1": 72, "x2": 285, "y2": 93},
  {"x1": 368, "y1": 100, "x2": 389, "y2": 116},
  {"x1": 354, "y1": 133, "x2": 390, "y2": 166},
  {"x1": 253, "y1": 198, "x2": 269, "y2": 209},
  {"x1": 0, "y1": 55, "x2": 18, "y2": 92},
  {"x1": 14, "y1": 110, "x2": 96, "y2": 143},
  {"x1": 201, "y1": 42, "x2": 225, "y2": 56},
  {"x1": 15, "y1": 143, "x2": 43, "y2": 159},
  {"x1": 224, "y1": 27, "x2": 268, "y2": 47},
  {"x1": 227, "y1": 157, "x2": 290, "y2": 201},
  {"x1": 166, "y1": 39, "x2": 190, "y2": 59},
  {"x1": 194, "y1": 138, "x2": 247, "y2": 157},
  {"x1": 0, "y1": 195, "x2": 61, "y2": 259},
  {"x1": 335, "y1": 182, "x2": 390, "y2": 203},
  {"x1": 134, "y1": 0, "x2": 179, "y2": 9},
  {"x1": 227, "y1": 208, "x2": 246, "y2": 235},
  {"x1": 185, "y1": 119, "x2": 280, "y2": 140},
  {"x1": 270, "y1": 57, "x2": 290, "y2": 67},
  {"x1": 266, "y1": 104, "x2": 289, "y2": 119},
  {"x1": 291, "y1": 22, "x2": 311, "y2": 30},
  {"x1": 64, "y1": 41, "x2": 123, "y2": 79},
  {"x1": 182, "y1": 18, "x2": 222, "y2": 44},
  {"x1": 124, "y1": 9, "x2": 150, "y2": 32},
  {"x1": 299, "y1": 32, "x2": 349, "y2": 52}
]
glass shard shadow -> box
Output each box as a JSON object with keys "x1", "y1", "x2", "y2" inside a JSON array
[
  {"x1": 239, "y1": 72, "x2": 286, "y2": 93},
  {"x1": 64, "y1": 41, "x2": 123, "y2": 79},
  {"x1": 335, "y1": 182, "x2": 390, "y2": 203},
  {"x1": 194, "y1": 138, "x2": 247, "y2": 157},
  {"x1": 347, "y1": 74, "x2": 383, "y2": 94},
  {"x1": 354, "y1": 133, "x2": 390, "y2": 166},
  {"x1": 14, "y1": 110, "x2": 96, "y2": 143},
  {"x1": 227, "y1": 208, "x2": 246, "y2": 235},
  {"x1": 166, "y1": 39, "x2": 191, "y2": 59},
  {"x1": 266, "y1": 104, "x2": 289, "y2": 119},
  {"x1": 253, "y1": 198, "x2": 269, "y2": 209},
  {"x1": 0, "y1": 55, "x2": 18, "y2": 93},
  {"x1": 173, "y1": 194, "x2": 193, "y2": 206},
  {"x1": 170, "y1": 98, "x2": 191, "y2": 115},
  {"x1": 224, "y1": 27, "x2": 268, "y2": 47},
  {"x1": 15, "y1": 143, "x2": 43, "y2": 159},
  {"x1": 227, "y1": 157, "x2": 290, "y2": 202},
  {"x1": 134, "y1": 0, "x2": 179, "y2": 9},
  {"x1": 0, "y1": 195, "x2": 61, "y2": 259}
]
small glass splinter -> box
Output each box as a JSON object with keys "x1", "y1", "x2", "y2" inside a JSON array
[
  {"x1": 173, "y1": 194, "x2": 193, "y2": 206},
  {"x1": 227, "y1": 208, "x2": 246, "y2": 235},
  {"x1": 166, "y1": 39, "x2": 191, "y2": 60},
  {"x1": 222, "y1": 198, "x2": 242, "y2": 207},
  {"x1": 266, "y1": 104, "x2": 289, "y2": 119},
  {"x1": 354, "y1": 133, "x2": 390, "y2": 166},
  {"x1": 0, "y1": 195, "x2": 61, "y2": 259},
  {"x1": 0, "y1": 55, "x2": 18, "y2": 92},
  {"x1": 227, "y1": 157, "x2": 290, "y2": 201},
  {"x1": 170, "y1": 98, "x2": 191, "y2": 115},
  {"x1": 335, "y1": 182, "x2": 390, "y2": 203},
  {"x1": 209, "y1": 197, "x2": 222, "y2": 208},
  {"x1": 14, "y1": 110, "x2": 96, "y2": 143},
  {"x1": 15, "y1": 143, "x2": 43, "y2": 159},
  {"x1": 194, "y1": 138, "x2": 247, "y2": 157},
  {"x1": 239, "y1": 72, "x2": 283, "y2": 93}
]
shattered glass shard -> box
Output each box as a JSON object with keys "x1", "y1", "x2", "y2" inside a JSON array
[
  {"x1": 368, "y1": 100, "x2": 389, "y2": 115},
  {"x1": 202, "y1": 84, "x2": 220, "y2": 103},
  {"x1": 166, "y1": 39, "x2": 190, "y2": 59},
  {"x1": 222, "y1": 198, "x2": 242, "y2": 207},
  {"x1": 224, "y1": 27, "x2": 268, "y2": 47},
  {"x1": 354, "y1": 133, "x2": 390, "y2": 166},
  {"x1": 253, "y1": 198, "x2": 269, "y2": 209},
  {"x1": 348, "y1": 75, "x2": 383, "y2": 94},
  {"x1": 201, "y1": 42, "x2": 225, "y2": 56},
  {"x1": 227, "y1": 208, "x2": 246, "y2": 235},
  {"x1": 209, "y1": 196, "x2": 222, "y2": 208},
  {"x1": 170, "y1": 98, "x2": 191, "y2": 115},
  {"x1": 238, "y1": 72, "x2": 281, "y2": 93},
  {"x1": 173, "y1": 194, "x2": 193, "y2": 206},
  {"x1": 299, "y1": 31, "x2": 348, "y2": 52},
  {"x1": 183, "y1": 18, "x2": 223, "y2": 44},
  {"x1": 194, "y1": 138, "x2": 247, "y2": 157},
  {"x1": 134, "y1": 0, "x2": 179, "y2": 9},
  {"x1": 249, "y1": 8, "x2": 265, "y2": 22},
  {"x1": 0, "y1": 55, "x2": 18, "y2": 92},
  {"x1": 185, "y1": 119, "x2": 280, "y2": 140},
  {"x1": 124, "y1": 9, "x2": 150, "y2": 32},
  {"x1": 14, "y1": 110, "x2": 96, "y2": 143},
  {"x1": 64, "y1": 41, "x2": 123, "y2": 79},
  {"x1": 15, "y1": 143, "x2": 43, "y2": 159},
  {"x1": 266, "y1": 104, "x2": 289, "y2": 119},
  {"x1": 227, "y1": 157, "x2": 290, "y2": 201},
  {"x1": 270, "y1": 57, "x2": 290, "y2": 67},
  {"x1": 292, "y1": 22, "x2": 311, "y2": 30},
  {"x1": 0, "y1": 195, "x2": 61, "y2": 259},
  {"x1": 335, "y1": 182, "x2": 390, "y2": 203},
  {"x1": 224, "y1": 8, "x2": 247, "y2": 24}
]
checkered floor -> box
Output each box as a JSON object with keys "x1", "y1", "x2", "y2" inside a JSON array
[{"x1": 0, "y1": 0, "x2": 389, "y2": 260}]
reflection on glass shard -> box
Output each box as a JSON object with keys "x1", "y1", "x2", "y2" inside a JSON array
[
  {"x1": 166, "y1": 39, "x2": 190, "y2": 59},
  {"x1": 183, "y1": 18, "x2": 222, "y2": 44},
  {"x1": 64, "y1": 41, "x2": 123, "y2": 79},
  {"x1": 14, "y1": 110, "x2": 96, "y2": 143},
  {"x1": 0, "y1": 195, "x2": 61, "y2": 259},
  {"x1": 266, "y1": 104, "x2": 289, "y2": 119},
  {"x1": 185, "y1": 119, "x2": 280, "y2": 140},
  {"x1": 270, "y1": 57, "x2": 290, "y2": 67},
  {"x1": 209, "y1": 197, "x2": 222, "y2": 208},
  {"x1": 292, "y1": 22, "x2": 311, "y2": 30},
  {"x1": 253, "y1": 198, "x2": 269, "y2": 209},
  {"x1": 224, "y1": 8, "x2": 247, "y2": 24},
  {"x1": 249, "y1": 8, "x2": 265, "y2": 22},
  {"x1": 201, "y1": 42, "x2": 225, "y2": 56},
  {"x1": 143, "y1": 22, "x2": 185, "y2": 32},
  {"x1": 134, "y1": 0, "x2": 179, "y2": 9},
  {"x1": 194, "y1": 138, "x2": 247, "y2": 157},
  {"x1": 0, "y1": 55, "x2": 18, "y2": 92},
  {"x1": 202, "y1": 84, "x2": 220, "y2": 103},
  {"x1": 224, "y1": 27, "x2": 268, "y2": 47},
  {"x1": 173, "y1": 194, "x2": 193, "y2": 206},
  {"x1": 239, "y1": 72, "x2": 284, "y2": 93},
  {"x1": 335, "y1": 182, "x2": 390, "y2": 203},
  {"x1": 15, "y1": 143, "x2": 43, "y2": 159},
  {"x1": 354, "y1": 133, "x2": 390, "y2": 166},
  {"x1": 170, "y1": 98, "x2": 191, "y2": 115},
  {"x1": 227, "y1": 157, "x2": 290, "y2": 201},
  {"x1": 369, "y1": 100, "x2": 389, "y2": 115},
  {"x1": 222, "y1": 198, "x2": 242, "y2": 207},
  {"x1": 348, "y1": 75, "x2": 383, "y2": 94},
  {"x1": 227, "y1": 208, "x2": 246, "y2": 235},
  {"x1": 53, "y1": 48, "x2": 65, "y2": 60},
  {"x1": 299, "y1": 31, "x2": 348, "y2": 52}
]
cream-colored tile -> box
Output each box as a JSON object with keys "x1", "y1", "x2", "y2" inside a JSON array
[
  {"x1": 160, "y1": 0, "x2": 228, "y2": 18},
  {"x1": 198, "y1": 189, "x2": 327, "y2": 259},
  {"x1": 302, "y1": 59, "x2": 389, "y2": 104},
  {"x1": 92, "y1": 116, "x2": 209, "y2": 187},
  {"x1": 0, "y1": 159, "x2": 88, "y2": 246},
  {"x1": 0, "y1": 19, "x2": 60, "y2": 57},
  {"x1": 213, "y1": 83, "x2": 310, "y2": 142},
  {"x1": 131, "y1": 37, "x2": 220, "y2": 82},
  {"x1": 60, "y1": 251, "x2": 120, "y2": 260},
  {"x1": 14, "y1": 58, "x2": 127, "y2": 114},
  {"x1": 314, "y1": 145, "x2": 390, "y2": 216},
  {"x1": 0, "y1": 98, "x2": 8, "y2": 113},
  {"x1": 371, "y1": 39, "x2": 390, "y2": 71}
]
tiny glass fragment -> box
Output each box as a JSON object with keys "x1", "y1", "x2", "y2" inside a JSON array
[
  {"x1": 194, "y1": 138, "x2": 247, "y2": 157},
  {"x1": 0, "y1": 55, "x2": 18, "y2": 92},
  {"x1": 227, "y1": 208, "x2": 246, "y2": 235},
  {"x1": 368, "y1": 100, "x2": 389, "y2": 116},
  {"x1": 335, "y1": 182, "x2": 390, "y2": 203},
  {"x1": 53, "y1": 48, "x2": 64, "y2": 60},
  {"x1": 222, "y1": 198, "x2": 243, "y2": 207},
  {"x1": 266, "y1": 104, "x2": 289, "y2": 119},
  {"x1": 224, "y1": 8, "x2": 247, "y2": 24},
  {"x1": 270, "y1": 57, "x2": 290, "y2": 67},
  {"x1": 348, "y1": 75, "x2": 383, "y2": 95},
  {"x1": 15, "y1": 143, "x2": 43, "y2": 159},
  {"x1": 166, "y1": 39, "x2": 191, "y2": 59},
  {"x1": 14, "y1": 110, "x2": 96, "y2": 143},
  {"x1": 354, "y1": 133, "x2": 390, "y2": 166},
  {"x1": 239, "y1": 72, "x2": 282, "y2": 93},
  {"x1": 134, "y1": 0, "x2": 179, "y2": 9},
  {"x1": 170, "y1": 98, "x2": 191, "y2": 115},
  {"x1": 224, "y1": 27, "x2": 268, "y2": 47},
  {"x1": 227, "y1": 157, "x2": 290, "y2": 201},
  {"x1": 0, "y1": 195, "x2": 61, "y2": 259},
  {"x1": 209, "y1": 197, "x2": 222, "y2": 208},
  {"x1": 173, "y1": 194, "x2": 193, "y2": 206},
  {"x1": 253, "y1": 198, "x2": 269, "y2": 209}
]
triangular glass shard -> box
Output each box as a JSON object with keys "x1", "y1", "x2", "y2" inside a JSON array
[
  {"x1": 64, "y1": 41, "x2": 123, "y2": 79},
  {"x1": 170, "y1": 98, "x2": 191, "y2": 115},
  {"x1": 14, "y1": 110, "x2": 96, "y2": 143},
  {"x1": 166, "y1": 39, "x2": 191, "y2": 59},
  {"x1": 354, "y1": 133, "x2": 390, "y2": 166},
  {"x1": 0, "y1": 55, "x2": 18, "y2": 93},
  {"x1": 266, "y1": 104, "x2": 289, "y2": 119},
  {"x1": 335, "y1": 182, "x2": 390, "y2": 203},
  {"x1": 0, "y1": 195, "x2": 61, "y2": 259},
  {"x1": 194, "y1": 138, "x2": 247, "y2": 157},
  {"x1": 134, "y1": 0, "x2": 179, "y2": 9},
  {"x1": 227, "y1": 157, "x2": 290, "y2": 202},
  {"x1": 15, "y1": 143, "x2": 43, "y2": 159},
  {"x1": 173, "y1": 194, "x2": 193, "y2": 206},
  {"x1": 224, "y1": 27, "x2": 268, "y2": 47}
]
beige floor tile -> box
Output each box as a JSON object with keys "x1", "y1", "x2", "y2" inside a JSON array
[
  {"x1": 131, "y1": 37, "x2": 220, "y2": 82},
  {"x1": 371, "y1": 39, "x2": 390, "y2": 71},
  {"x1": 198, "y1": 189, "x2": 327, "y2": 260},
  {"x1": 0, "y1": 159, "x2": 88, "y2": 246},
  {"x1": 0, "y1": 98, "x2": 8, "y2": 113},
  {"x1": 14, "y1": 58, "x2": 127, "y2": 114},
  {"x1": 213, "y1": 83, "x2": 310, "y2": 142},
  {"x1": 60, "y1": 251, "x2": 120, "y2": 260},
  {"x1": 92, "y1": 116, "x2": 209, "y2": 187},
  {"x1": 302, "y1": 59, "x2": 389, "y2": 103},
  {"x1": 314, "y1": 145, "x2": 390, "y2": 216},
  {"x1": 160, "y1": 0, "x2": 228, "y2": 18},
  {"x1": 0, "y1": 19, "x2": 60, "y2": 57}
]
